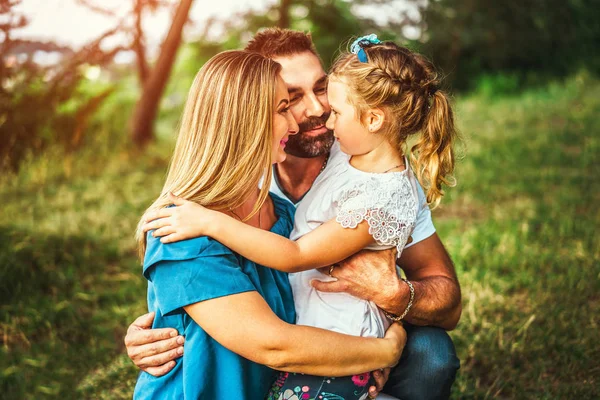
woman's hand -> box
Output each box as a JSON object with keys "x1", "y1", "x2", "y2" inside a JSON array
[
  {"x1": 383, "y1": 322, "x2": 407, "y2": 367},
  {"x1": 142, "y1": 192, "x2": 214, "y2": 243},
  {"x1": 361, "y1": 324, "x2": 406, "y2": 399}
]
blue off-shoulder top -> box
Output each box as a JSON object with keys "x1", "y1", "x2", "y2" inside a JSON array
[{"x1": 133, "y1": 194, "x2": 296, "y2": 399}]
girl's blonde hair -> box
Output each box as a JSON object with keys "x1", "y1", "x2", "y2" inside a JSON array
[
  {"x1": 330, "y1": 41, "x2": 457, "y2": 208},
  {"x1": 136, "y1": 50, "x2": 281, "y2": 260}
]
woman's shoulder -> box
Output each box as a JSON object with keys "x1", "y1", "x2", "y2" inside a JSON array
[
  {"x1": 143, "y1": 232, "x2": 234, "y2": 272},
  {"x1": 269, "y1": 192, "x2": 296, "y2": 234},
  {"x1": 270, "y1": 192, "x2": 295, "y2": 219}
]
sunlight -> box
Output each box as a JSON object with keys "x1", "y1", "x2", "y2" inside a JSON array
[{"x1": 15, "y1": 0, "x2": 273, "y2": 49}]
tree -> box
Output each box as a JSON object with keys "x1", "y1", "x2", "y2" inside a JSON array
[
  {"x1": 0, "y1": 0, "x2": 128, "y2": 170},
  {"x1": 278, "y1": 0, "x2": 291, "y2": 28},
  {"x1": 415, "y1": 0, "x2": 600, "y2": 90},
  {"x1": 129, "y1": 0, "x2": 195, "y2": 147}
]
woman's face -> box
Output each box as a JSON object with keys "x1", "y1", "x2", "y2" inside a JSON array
[{"x1": 272, "y1": 75, "x2": 299, "y2": 164}]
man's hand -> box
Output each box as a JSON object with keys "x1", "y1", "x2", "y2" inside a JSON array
[
  {"x1": 312, "y1": 234, "x2": 462, "y2": 330},
  {"x1": 313, "y1": 234, "x2": 461, "y2": 330},
  {"x1": 124, "y1": 312, "x2": 185, "y2": 376},
  {"x1": 311, "y1": 248, "x2": 401, "y2": 307},
  {"x1": 369, "y1": 367, "x2": 392, "y2": 398}
]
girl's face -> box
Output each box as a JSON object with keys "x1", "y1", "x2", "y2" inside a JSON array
[
  {"x1": 272, "y1": 75, "x2": 299, "y2": 164},
  {"x1": 325, "y1": 79, "x2": 374, "y2": 155}
]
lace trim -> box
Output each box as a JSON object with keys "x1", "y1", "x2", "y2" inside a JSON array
[{"x1": 335, "y1": 175, "x2": 418, "y2": 255}]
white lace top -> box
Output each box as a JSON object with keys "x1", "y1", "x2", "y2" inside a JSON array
[{"x1": 288, "y1": 142, "x2": 420, "y2": 338}]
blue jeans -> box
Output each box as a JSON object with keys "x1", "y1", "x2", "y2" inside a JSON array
[{"x1": 382, "y1": 325, "x2": 460, "y2": 400}]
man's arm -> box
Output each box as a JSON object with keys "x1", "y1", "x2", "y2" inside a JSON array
[
  {"x1": 311, "y1": 233, "x2": 462, "y2": 330},
  {"x1": 390, "y1": 233, "x2": 461, "y2": 330}
]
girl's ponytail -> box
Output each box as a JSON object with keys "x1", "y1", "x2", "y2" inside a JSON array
[{"x1": 410, "y1": 89, "x2": 457, "y2": 208}]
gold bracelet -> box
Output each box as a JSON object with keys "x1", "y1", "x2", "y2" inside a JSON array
[{"x1": 383, "y1": 278, "x2": 415, "y2": 322}]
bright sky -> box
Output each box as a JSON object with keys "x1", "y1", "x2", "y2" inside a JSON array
[
  {"x1": 15, "y1": 0, "x2": 273, "y2": 49},
  {"x1": 13, "y1": 0, "x2": 419, "y2": 57}
]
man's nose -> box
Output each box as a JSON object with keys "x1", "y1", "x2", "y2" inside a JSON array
[{"x1": 304, "y1": 94, "x2": 325, "y2": 118}]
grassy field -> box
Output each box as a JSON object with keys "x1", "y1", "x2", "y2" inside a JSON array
[{"x1": 1, "y1": 73, "x2": 598, "y2": 399}]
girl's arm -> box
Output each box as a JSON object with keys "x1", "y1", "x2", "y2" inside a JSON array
[
  {"x1": 144, "y1": 194, "x2": 374, "y2": 272},
  {"x1": 183, "y1": 290, "x2": 405, "y2": 376},
  {"x1": 206, "y1": 211, "x2": 374, "y2": 272}
]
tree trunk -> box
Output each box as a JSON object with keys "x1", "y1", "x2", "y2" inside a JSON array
[
  {"x1": 278, "y1": 0, "x2": 291, "y2": 29},
  {"x1": 129, "y1": 0, "x2": 194, "y2": 147},
  {"x1": 132, "y1": 0, "x2": 149, "y2": 85}
]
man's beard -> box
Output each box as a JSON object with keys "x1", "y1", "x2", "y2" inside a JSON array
[{"x1": 284, "y1": 113, "x2": 335, "y2": 158}]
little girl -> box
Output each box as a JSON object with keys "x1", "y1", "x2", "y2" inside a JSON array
[{"x1": 145, "y1": 35, "x2": 457, "y2": 400}]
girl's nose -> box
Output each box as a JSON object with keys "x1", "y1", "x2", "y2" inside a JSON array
[{"x1": 325, "y1": 113, "x2": 335, "y2": 130}]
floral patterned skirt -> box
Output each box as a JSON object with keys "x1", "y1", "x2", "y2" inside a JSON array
[{"x1": 266, "y1": 371, "x2": 374, "y2": 400}]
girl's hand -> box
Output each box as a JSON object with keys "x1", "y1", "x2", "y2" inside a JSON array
[{"x1": 142, "y1": 193, "x2": 214, "y2": 243}]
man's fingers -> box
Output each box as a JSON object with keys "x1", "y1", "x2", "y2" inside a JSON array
[
  {"x1": 371, "y1": 367, "x2": 391, "y2": 392},
  {"x1": 128, "y1": 335, "x2": 184, "y2": 360},
  {"x1": 383, "y1": 367, "x2": 391, "y2": 381},
  {"x1": 125, "y1": 326, "x2": 179, "y2": 346},
  {"x1": 144, "y1": 361, "x2": 177, "y2": 377},
  {"x1": 368, "y1": 385, "x2": 378, "y2": 399},
  {"x1": 137, "y1": 345, "x2": 184, "y2": 369},
  {"x1": 310, "y1": 279, "x2": 347, "y2": 293},
  {"x1": 128, "y1": 312, "x2": 155, "y2": 332},
  {"x1": 372, "y1": 370, "x2": 384, "y2": 392}
]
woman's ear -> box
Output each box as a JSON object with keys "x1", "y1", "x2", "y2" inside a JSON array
[{"x1": 365, "y1": 108, "x2": 385, "y2": 133}]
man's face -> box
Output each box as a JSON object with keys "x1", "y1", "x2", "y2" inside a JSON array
[{"x1": 272, "y1": 51, "x2": 334, "y2": 158}]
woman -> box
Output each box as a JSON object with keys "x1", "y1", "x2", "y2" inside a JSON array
[{"x1": 132, "y1": 50, "x2": 405, "y2": 399}]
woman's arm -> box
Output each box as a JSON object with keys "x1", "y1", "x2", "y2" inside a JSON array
[
  {"x1": 144, "y1": 195, "x2": 374, "y2": 272},
  {"x1": 183, "y1": 290, "x2": 405, "y2": 376}
]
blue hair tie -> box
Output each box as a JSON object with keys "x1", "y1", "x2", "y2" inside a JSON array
[{"x1": 350, "y1": 34, "x2": 381, "y2": 63}]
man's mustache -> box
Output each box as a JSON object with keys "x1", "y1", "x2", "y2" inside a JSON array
[{"x1": 298, "y1": 113, "x2": 331, "y2": 133}]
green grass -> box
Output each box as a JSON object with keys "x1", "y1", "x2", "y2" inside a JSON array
[
  {"x1": 437, "y1": 71, "x2": 599, "y2": 398},
  {"x1": 1, "y1": 72, "x2": 598, "y2": 399}
]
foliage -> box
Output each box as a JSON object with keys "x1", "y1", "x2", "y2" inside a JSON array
[
  {"x1": 417, "y1": 0, "x2": 600, "y2": 90},
  {"x1": 1, "y1": 73, "x2": 598, "y2": 398},
  {"x1": 0, "y1": 0, "x2": 128, "y2": 171},
  {"x1": 183, "y1": 0, "x2": 397, "y2": 72}
]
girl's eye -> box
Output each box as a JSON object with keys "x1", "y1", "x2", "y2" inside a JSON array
[{"x1": 279, "y1": 107, "x2": 290, "y2": 114}]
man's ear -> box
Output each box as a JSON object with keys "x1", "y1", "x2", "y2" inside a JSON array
[{"x1": 364, "y1": 108, "x2": 385, "y2": 133}]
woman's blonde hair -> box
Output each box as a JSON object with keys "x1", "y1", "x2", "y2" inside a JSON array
[
  {"x1": 136, "y1": 50, "x2": 281, "y2": 260},
  {"x1": 330, "y1": 41, "x2": 457, "y2": 208}
]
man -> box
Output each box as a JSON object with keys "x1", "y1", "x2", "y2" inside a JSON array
[{"x1": 125, "y1": 28, "x2": 461, "y2": 399}]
